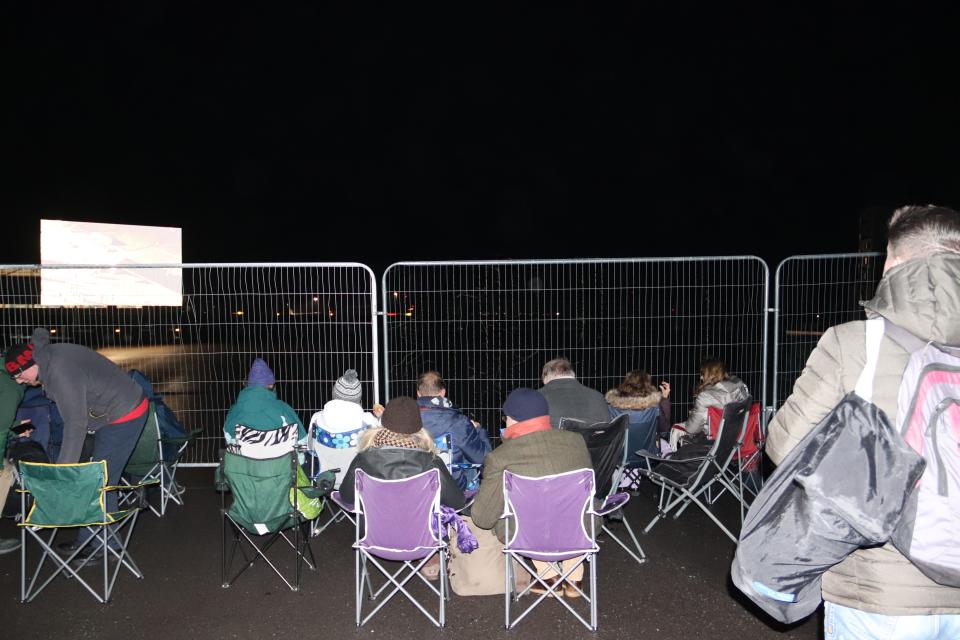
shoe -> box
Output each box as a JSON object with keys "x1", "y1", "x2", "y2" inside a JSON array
[
  {"x1": 563, "y1": 579, "x2": 584, "y2": 599},
  {"x1": 529, "y1": 576, "x2": 563, "y2": 598},
  {"x1": 0, "y1": 538, "x2": 21, "y2": 555},
  {"x1": 69, "y1": 549, "x2": 104, "y2": 570},
  {"x1": 57, "y1": 541, "x2": 81, "y2": 555}
]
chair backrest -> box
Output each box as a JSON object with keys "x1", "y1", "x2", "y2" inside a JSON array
[
  {"x1": 502, "y1": 468, "x2": 597, "y2": 561},
  {"x1": 125, "y1": 402, "x2": 161, "y2": 476},
  {"x1": 613, "y1": 406, "x2": 660, "y2": 465},
  {"x1": 558, "y1": 414, "x2": 628, "y2": 498},
  {"x1": 223, "y1": 451, "x2": 297, "y2": 534},
  {"x1": 232, "y1": 422, "x2": 301, "y2": 460},
  {"x1": 20, "y1": 461, "x2": 107, "y2": 526},
  {"x1": 433, "y1": 432, "x2": 453, "y2": 469},
  {"x1": 708, "y1": 400, "x2": 762, "y2": 461},
  {"x1": 354, "y1": 467, "x2": 442, "y2": 561}
]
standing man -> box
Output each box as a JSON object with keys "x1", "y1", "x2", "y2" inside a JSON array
[
  {"x1": 6, "y1": 327, "x2": 148, "y2": 556},
  {"x1": 538, "y1": 357, "x2": 610, "y2": 428},
  {"x1": 766, "y1": 205, "x2": 960, "y2": 638},
  {"x1": 416, "y1": 370, "x2": 491, "y2": 489}
]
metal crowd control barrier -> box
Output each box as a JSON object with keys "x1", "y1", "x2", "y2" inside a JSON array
[
  {"x1": 0, "y1": 263, "x2": 379, "y2": 465},
  {"x1": 771, "y1": 253, "x2": 884, "y2": 414},
  {"x1": 382, "y1": 258, "x2": 770, "y2": 441}
]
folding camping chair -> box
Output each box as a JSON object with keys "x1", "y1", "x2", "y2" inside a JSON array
[
  {"x1": 306, "y1": 418, "x2": 364, "y2": 537},
  {"x1": 331, "y1": 468, "x2": 449, "y2": 628},
  {"x1": 434, "y1": 431, "x2": 482, "y2": 492},
  {"x1": 707, "y1": 400, "x2": 764, "y2": 521},
  {"x1": 220, "y1": 450, "x2": 324, "y2": 591},
  {"x1": 17, "y1": 460, "x2": 151, "y2": 604},
  {"x1": 633, "y1": 397, "x2": 752, "y2": 543},
  {"x1": 501, "y1": 468, "x2": 629, "y2": 631},
  {"x1": 120, "y1": 401, "x2": 199, "y2": 517},
  {"x1": 558, "y1": 414, "x2": 645, "y2": 565}
]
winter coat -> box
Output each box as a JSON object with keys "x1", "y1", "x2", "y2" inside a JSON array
[
  {"x1": 308, "y1": 399, "x2": 378, "y2": 489},
  {"x1": 30, "y1": 327, "x2": 145, "y2": 463},
  {"x1": 337, "y1": 446, "x2": 465, "y2": 510},
  {"x1": 471, "y1": 428, "x2": 594, "y2": 543},
  {"x1": 223, "y1": 386, "x2": 306, "y2": 459},
  {"x1": 766, "y1": 252, "x2": 960, "y2": 615},
  {"x1": 539, "y1": 377, "x2": 610, "y2": 428},
  {"x1": 606, "y1": 386, "x2": 672, "y2": 447},
  {"x1": 417, "y1": 396, "x2": 492, "y2": 487},
  {"x1": 681, "y1": 376, "x2": 750, "y2": 436}
]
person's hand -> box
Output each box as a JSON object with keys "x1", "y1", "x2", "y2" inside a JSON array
[
  {"x1": 372, "y1": 403, "x2": 385, "y2": 418},
  {"x1": 470, "y1": 419, "x2": 481, "y2": 428},
  {"x1": 659, "y1": 381, "x2": 671, "y2": 398}
]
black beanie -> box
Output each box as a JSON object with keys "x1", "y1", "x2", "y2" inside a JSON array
[{"x1": 5, "y1": 342, "x2": 35, "y2": 377}]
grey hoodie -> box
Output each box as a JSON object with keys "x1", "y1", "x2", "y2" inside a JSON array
[{"x1": 31, "y1": 327, "x2": 144, "y2": 463}]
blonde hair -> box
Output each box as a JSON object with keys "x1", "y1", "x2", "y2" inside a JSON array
[
  {"x1": 697, "y1": 359, "x2": 728, "y2": 394},
  {"x1": 357, "y1": 427, "x2": 437, "y2": 453}
]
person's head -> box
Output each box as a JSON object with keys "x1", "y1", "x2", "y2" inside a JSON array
[
  {"x1": 358, "y1": 396, "x2": 434, "y2": 451},
  {"x1": 617, "y1": 369, "x2": 657, "y2": 397},
  {"x1": 501, "y1": 387, "x2": 549, "y2": 428},
  {"x1": 698, "y1": 358, "x2": 728, "y2": 392},
  {"x1": 5, "y1": 342, "x2": 40, "y2": 386},
  {"x1": 884, "y1": 205, "x2": 960, "y2": 272},
  {"x1": 332, "y1": 368, "x2": 362, "y2": 404},
  {"x1": 541, "y1": 357, "x2": 576, "y2": 384},
  {"x1": 246, "y1": 358, "x2": 276, "y2": 389},
  {"x1": 416, "y1": 370, "x2": 446, "y2": 397}
]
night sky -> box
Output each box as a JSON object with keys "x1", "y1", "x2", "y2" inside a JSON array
[{"x1": 5, "y1": 4, "x2": 959, "y2": 272}]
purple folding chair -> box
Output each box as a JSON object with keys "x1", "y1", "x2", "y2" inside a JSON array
[
  {"x1": 501, "y1": 468, "x2": 630, "y2": 631},
  {"x1": 330, "y1": 468, "x2": 448, "y2": 628}
]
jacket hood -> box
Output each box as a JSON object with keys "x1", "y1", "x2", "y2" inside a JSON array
[
  {"x1": 863, "y1": 252, "x2": 960, "y2": 346},
  {"x1": 316, "y1": 399, "x2": 366, "y2": 432},
  {"x1": 605, "y1": 388, "x2": 661, "y2": 410},
  {"x1": 30, "y1": 327, "x2": 52, "y2": 370}
]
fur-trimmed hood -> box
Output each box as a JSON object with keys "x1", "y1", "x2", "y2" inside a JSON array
[{"x1": 605, "y1": 387, "x2": 661, "y2": 411}]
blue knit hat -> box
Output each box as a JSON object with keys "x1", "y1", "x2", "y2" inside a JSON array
[
  {"x1": 247, "y1": 358, "x2": 276, "y2": 387},
  {"x1": 502, "y1": 388, "x2": 549, "y2": 422}
]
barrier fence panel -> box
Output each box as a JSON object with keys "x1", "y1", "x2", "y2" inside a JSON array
[
  {"x1": 772, "y1": 253, "x2": 884, "y2": 413},
  {"x1": 0, "y1": 263, "x2": 378, "y2": 465},
  {"x1": 382, "y1": 258, "x2": 769, "y2": 441}
]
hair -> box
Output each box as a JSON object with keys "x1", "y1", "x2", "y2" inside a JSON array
[
  {"x1": 357, "y1": 427, "x2": 437, "y2": 453},
  {"x1": 542, "y1": 357, "x2": 575, "y2": 382},
  {"x1": 697, "y1": 358, "x2": 728, "y2": 394},
  {"x1": 416, "y1": 370, "x2": 445, "y2": 396},
  {"x1": 887, "y1": 205, "x2": 960, "y2": 261},
  {"x1": 616, "y1": 369, "x2": 657, "y2": 397}
]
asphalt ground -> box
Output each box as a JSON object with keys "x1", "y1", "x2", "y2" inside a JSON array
[{"x1": 1, "y1": 468, "x2": 822, "y2": 640}]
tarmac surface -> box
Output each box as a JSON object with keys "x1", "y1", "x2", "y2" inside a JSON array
[{"x1": 1, "y1": 468, "x2": 822, "y2": 640}]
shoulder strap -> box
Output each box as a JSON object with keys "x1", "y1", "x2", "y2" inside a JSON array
[{"x1": 855, "y1": 317, "x2": 885, "y2": 402}]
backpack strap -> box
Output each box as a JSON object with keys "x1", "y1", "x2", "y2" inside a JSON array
[
  {"x1": 855, "y1": 317, "x2": 885, "y2": 402},
  {"x1": 882, "y1": 320, "x2": 928, "y2": 354}
]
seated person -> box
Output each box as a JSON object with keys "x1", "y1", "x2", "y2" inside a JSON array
[
  {"x1": 308, "y1": 368, "x2": 383, "y2": 488},
  {"x1": 538, "y1": 357, "x2": 610, "y2": 428},
  {"x1": 337, "y1": 396, "x2": 465, "y2": 582},
  {"x1": 223, "y1": 358, "x2": 306, "y2": 460},
  {"x1": 471, "y1": 388, "x2": 594, "y2": 598},
  {"x1": 415, "y1": 370, "x2": 491, "y2": 489},
  {"x1": 606, "y1": 369, "x2": 672, "y2": 455},
  {"x1": 671, "y1": 358, "x2": 749, "y2": 447}
]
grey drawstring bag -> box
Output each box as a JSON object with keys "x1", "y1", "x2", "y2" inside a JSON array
[{"x1": 731, "y1": 318, "x2": 925, "y2": 624}]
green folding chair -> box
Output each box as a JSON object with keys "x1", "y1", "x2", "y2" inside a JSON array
[
  {"x1": 18, "y1": 460, "x2": 151, "y2": 603},
  {"x1": 120, "y1": 402, "x2": 200, "y2": 517},
  {"x1": 220, "y1": 450, "x2": 325, "y2": 591}
]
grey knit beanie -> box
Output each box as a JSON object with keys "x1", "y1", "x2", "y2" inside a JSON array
[{"x1": 333, "y1": 369, "x2": 362, "y2": 404}]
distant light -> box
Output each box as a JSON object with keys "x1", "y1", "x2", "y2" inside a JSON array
[
  {"x1": 174, "y1": 327, "x2": 181, "y2": 333},
  {"x1": 328, "y1": 310, "x2": 335, "y2": 317},
  {"x1": 114, "y1": 328, "x2": 121, "y2": 334},
  {"x1": 276, "y1": 312, "x2": 280, "y2": 317},
  {"x1": 234, "y1": 310, "x2": 244, "y2": 316},
  {"x1": 404, "y1": 312, "x2": 413, "y2": 317},
  {"x1": 392, "y1": 292, "x2": 399, "y2": 298},
  {"x1": 556, "y1": 312, "x2": 560, "y2": 317},
  {"x1": 313, "y1": 296, "x2": 319, "y2": 302},
  {"x1": 49, "y1": 328, "x2": 57, "y2": 335}
]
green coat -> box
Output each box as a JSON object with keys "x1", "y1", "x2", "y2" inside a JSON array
[
  {"x1": 0, "y1": 373, "x2": 26, "y2": 465},
  {"x1": 471, "y1": 429, "x2": 593, "y2": 542}
]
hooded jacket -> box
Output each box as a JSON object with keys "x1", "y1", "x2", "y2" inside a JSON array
[
  {"x1": 417, "y1": 395, "x2": 492, "y2": 488},
  {"x1": 681, "y1": 376, "x2": 750, "y2": 436},
  {"x1": 223, "y1": 385, "x2": 306, "y2": 459},
  {"x1": 30, "y1": 327, "x2": 144, "y2": 463},
  {"x1": 337, "y1": 446, "x2": 465, "y2": 510},
  {"x1": 766, "y1": 252, "x2": 960, "y2": 615}
]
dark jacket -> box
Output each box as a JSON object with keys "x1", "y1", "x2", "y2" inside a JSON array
[
  {"x1": 30, "y1": 327, "x2": 144, "y2": 463},
  {"x1": 417, "y1": 396, "x2": 492, "y2": 487},
  {"x1": 338, "y1": 446, "x2": 465, "y2": 510},
  {"x1": 471, "y1": 429, "x2": 594, "y2": 542},
  {"x1": 539, "y1": 377, "x2": 610, "y2": 428}
]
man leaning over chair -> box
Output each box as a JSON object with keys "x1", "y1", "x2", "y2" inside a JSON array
[{"x1": 471, "y1": 387, "x2": 594, "y2": 598}]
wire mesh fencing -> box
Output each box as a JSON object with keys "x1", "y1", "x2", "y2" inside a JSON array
[
  {"x1": 0, "y1": 263, "x2": 378, "y2": 465},
  {"x1": 772, "y1": 253, "x2": 884, "y2": 412},
  {"x1": 382, "y1": 258, "x2": 770, "y2": 441}
]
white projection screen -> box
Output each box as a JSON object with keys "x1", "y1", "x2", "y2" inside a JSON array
[{"x1": 40, "y1": 219, "x2": 183, "y2": 306}]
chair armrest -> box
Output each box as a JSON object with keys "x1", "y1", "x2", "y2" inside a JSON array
[
  {"x1": 634, "y1": 450, "x2": 671, "y2": 464},
  {"x1": 106, "y1": 479, "x2": 159, "y2": 491},
  {"x1": 595, "y1": 491, "x2": 630, "y2": 516},
  {"x1": 330, "y1": 490, "x2": 354, "y2": 513}
]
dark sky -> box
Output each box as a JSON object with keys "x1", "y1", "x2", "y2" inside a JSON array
[{"x1": 4, "y1": 4, "x2": 959, "y2": 272}]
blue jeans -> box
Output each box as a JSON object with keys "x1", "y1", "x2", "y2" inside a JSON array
[{"x1": 825, "y1": 602, "x2": 960, "y2": 640}]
